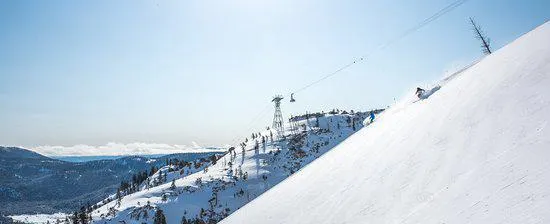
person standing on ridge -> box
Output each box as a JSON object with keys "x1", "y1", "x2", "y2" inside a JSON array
[{"x1": 369, "y1": 111, "x2": 375, "y2": 123}]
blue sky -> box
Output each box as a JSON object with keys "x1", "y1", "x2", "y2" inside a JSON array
[{"x1": 0, "y1": 0, "x2": 548, "y2": 152}]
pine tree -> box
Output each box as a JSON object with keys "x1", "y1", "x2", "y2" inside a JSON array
[
  {"x1": 71, "y1": 212, "x2": 78, "y2": 224},
  {"x1": 116, "y1": 189, "x2": 122, "y2": 207},
  {"x1": 78, "y1": 211, "x2": 88, "y2": 224},
  {"x1": 469, "y1": 17, "x2": 492, "y2": 55},
  {"x1": 157, "y1": 170, "x2": 163, "y2": 185},
  {"x1": 170, "y1": 179, "x2": 176, "y2": 190},
  {"x1": 315, "y1": 117, "x2": 320, "y2": 127},
  {"x1": 150, "y1": 166, "x2": 157, "y2": 176},
  {"x1": 181, "y1": 216, "x2": 188, "y2": 224},
  {"x1": 143, "y1": 209, "x2": 149, "y2": 220},
  {"x1": 153, "y1": 209, "x2": 167, "y2": 224},
  {"x1": 199, "y1": 208, "x2": 205, "y2": 218}
]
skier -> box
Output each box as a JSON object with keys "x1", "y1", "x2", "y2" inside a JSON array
[{"x1": 416, "y1": 87, "x2": 425, "y2": 98}]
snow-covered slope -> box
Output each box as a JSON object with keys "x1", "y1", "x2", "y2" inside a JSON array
[
  {"x1": 221, "y1": 22, "x2": 550, "y2": 224},
  {"x1": 90, "y1": 111, "x2": 375, "y2": 223}
]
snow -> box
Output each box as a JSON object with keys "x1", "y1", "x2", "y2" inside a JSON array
[
  {"x1": 90, "y1": 111, "x2": 372, "y2": 223},
  {"x1": 9, "y1": 213, "x2": 68, "y2": 224},
  {"x1": 221, "y1": 21, "x2": 550, "y2": 224}
]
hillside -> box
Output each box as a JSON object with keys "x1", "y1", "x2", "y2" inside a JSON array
[
  {"x1": 88, "y1": 110, "x2": 377, "y2": 223},
  {"x1": 221, "y1": 22, "x2": 550, "y2": 223},
  {"x1": 0, "y1": 146, "x2": 220, "y2": 216},
  {"x1": 0, "y1": 146, "x2": 49, "y2": 159}
]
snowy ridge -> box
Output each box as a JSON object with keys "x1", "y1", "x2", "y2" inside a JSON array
[
  {"x1": 89, "y1": 111, "x2": 375, "y2": 223},
  {"x1": 222, "y1": 21, "x2": 550, "y2": 224}
]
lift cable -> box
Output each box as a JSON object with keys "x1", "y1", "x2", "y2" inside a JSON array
[{"x1": 288, "y1": 0, "x2": 470, "y2": 98}]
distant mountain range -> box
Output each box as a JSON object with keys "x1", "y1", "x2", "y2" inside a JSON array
[
  {"x1": 51, "y1": 154, "x2": 172, "y2": 163},
  {"x1": 0, "y1": 146, "x2": 222, "y2": 216}
]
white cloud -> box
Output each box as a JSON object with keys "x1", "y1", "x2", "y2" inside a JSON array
[
  {"x1": 191, "y1": 141, "x2": 201, "y2": 148},
  {"x1": 31, "y1": 142, "x2": 226, "y2": 156}
]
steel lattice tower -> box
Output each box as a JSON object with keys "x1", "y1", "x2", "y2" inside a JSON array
[
  {"x1": 272, "y1": 95, "x2": 285, "y2": 139},
  {"x1": 289, "y1": 115, "x2": 299, "y2": 135}
]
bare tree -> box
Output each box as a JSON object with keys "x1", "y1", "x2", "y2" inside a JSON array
[{"x1": 469, "y1": 17, "x2": 492, "y2": 55}]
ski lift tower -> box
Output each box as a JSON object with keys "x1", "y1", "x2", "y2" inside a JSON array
[{"x1": 272, "y1": 95, "x2": 285, "y2": 139}]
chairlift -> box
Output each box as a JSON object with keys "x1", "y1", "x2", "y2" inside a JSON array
[{"x1": 290, "y1": 93, "x2": 296, "y2": 102}]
